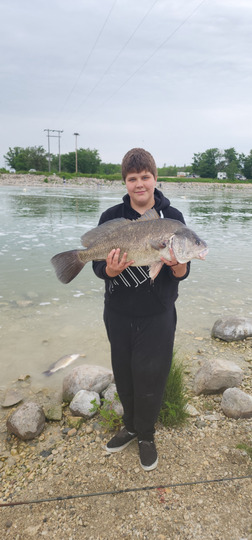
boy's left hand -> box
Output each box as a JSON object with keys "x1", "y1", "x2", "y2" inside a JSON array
[
  {"x1": 161, "y1": 248, "x2": 187, "y2": 277},
  {"x1": 160, "y1": 247, "x2": 178, "y2": 267}
]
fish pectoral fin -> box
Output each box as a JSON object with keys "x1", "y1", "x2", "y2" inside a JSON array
[
  {"x1": 149, "y1": 261, "x2": 164, "y2": 281},
  {"x1": 150, "y1": 240, "x2": 166, "y2": 250}
]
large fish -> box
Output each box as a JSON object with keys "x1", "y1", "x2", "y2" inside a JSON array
[
  {"x1": 42, "y1": 353, "x2": 86, "y2": 376},
  {"x1": 51, "y1": 208, "x2": 208, "y2": 284}
]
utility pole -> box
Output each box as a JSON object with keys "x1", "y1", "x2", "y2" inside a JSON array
[
  {"x1": 44, "y1": 129, "x2": 51, "y2": 172},
  {"x1": 44, "y1": 129, "x2": 63, "y2": 173},
  {"x1": 73, "y1": 133, "x2": 79, "y2": 174}
]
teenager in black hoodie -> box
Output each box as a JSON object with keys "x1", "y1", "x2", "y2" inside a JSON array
[{"x1": 93, "y1": 148, "x2": 190, "y2": 471}]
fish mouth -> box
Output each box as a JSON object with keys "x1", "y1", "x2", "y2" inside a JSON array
[{"x1": 198, "y1": 248, "x2": 209, "y2": 260}]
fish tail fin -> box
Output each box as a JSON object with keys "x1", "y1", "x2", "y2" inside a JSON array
[
  {"x1": 42, "y1": 370, "x2": 53, "y2": 376},
  {"x1": 51, "y1": 250, "x2": 86, "y2": 283}
]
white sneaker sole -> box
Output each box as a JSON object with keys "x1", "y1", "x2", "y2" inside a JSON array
[
  {"x1": 139, "y1": 457, "x2": 158, "y2": 471},
  {"x1": 105, "y1": 436, "x2": 137, "y2": 453}
]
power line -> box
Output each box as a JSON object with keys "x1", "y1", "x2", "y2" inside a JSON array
[
  {"x1": 74, "y1": 0, "x2": 160, "y2": 114},
  {"x1": 0, "y1": 474, "x2": 251, "y2": 508},
  {"x1": 58, "y1": 0, "x2": 118, "y2": 115},
  {"x1": 78, "y1": 0, "x2": 207, "y2": 122}
]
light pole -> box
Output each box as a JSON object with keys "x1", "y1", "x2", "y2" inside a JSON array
[{"x1": 73, "y1": 132, "x2": 79, "y2": 174}]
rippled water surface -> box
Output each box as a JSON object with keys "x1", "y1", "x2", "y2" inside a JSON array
[{"x1": 1, "y1": 184, "x2": 252, "y2": 388}]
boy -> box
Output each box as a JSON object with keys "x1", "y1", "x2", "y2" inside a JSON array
[{"x1": 92, "y1": 148, "x2": 190, "y2": 471}]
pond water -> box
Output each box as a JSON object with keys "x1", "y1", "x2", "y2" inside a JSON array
[{"x1": 1, "y1": 184, "x2": 252, "y2": 390}]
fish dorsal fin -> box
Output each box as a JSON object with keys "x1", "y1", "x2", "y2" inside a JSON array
[
  {"x1": 137, "y1": 208, "x2": 160, "y2": 221},
  {"x1": 81, "y1": 218, "x2": 128, "y2": 247}
]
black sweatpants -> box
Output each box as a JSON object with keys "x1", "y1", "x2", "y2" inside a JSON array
[{"x1": 103, "y1": 306, "x2": 177, "y2": 441}]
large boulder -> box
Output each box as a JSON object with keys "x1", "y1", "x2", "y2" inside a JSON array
[
  {"x1": 221, "y1": 388, "x2": 252, "y2": 419},
  {"x1": 193, "y1": 358, "x2": 243, "y2": 395},
  {"x1": 6, "y1": 402, "x2": 45, "y2": 440},
  {"x1": 211, "y1": 316, "x2": 252, "y2": 342},
  {"x1": 69, "y1": 389, "x2": 100, "y2": 418},
  {"x1": 63, "y1": 364, "x2": 113, "y2": 402}
]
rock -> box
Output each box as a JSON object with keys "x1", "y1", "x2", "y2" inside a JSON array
[
  {"x1": 24, "y1": 525, "x2": 41, "y2": 536},
  {"x1": 17, "y1": 374, "x2": 31, "y2": 381},
  {"x1": 67, "y1": 428, "x2": 77, "y2": 437},
  {"x1": 193, "y1": 358, "x2": 243, "y2": 395},
  {"x1": 211, "y1": 316, "x2": 252, "y2": 341},
  {"x1": 43, "y1": 404, "x2": 62, "y2": 421},
  {"x1": 221, "y1": 388, "x2": 252, "y2": 419},
  {"x1": 2, "y1": 388, "x2": 23, "y2": 408},
  {"x1": 185, "y1": 403, "x2": 200, "y2": 417},
  {"x1": 6, "y1": 402, "x2": 45, "y2": 440},
  {"x1": 69, "y1": 389, "x2": 100, "y2": 418},
  {"x1": 101, "y1": 383, "x2": 124, "y2": 416},
  {"x1": 62, "y1": 364, "x2": 113, "y2": 402},
  {"x1": 67, "y1": 415, "x2": 84, "y2": 429}
]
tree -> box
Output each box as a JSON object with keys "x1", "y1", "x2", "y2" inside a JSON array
[
  {"x1": 99, "y1": 162, "x2": 121, "y2": 175},
  {"x1": 243, "y1": 150, "x2": 252, "y2": 179},
  {"x1": 4, "y1": 146, "x2": 47, "y2": 171},
  {"x1": 192, "y1": 148, "x2": 222, "y2": 178},
  {"x1": 223, "y1": 147, "x2": 239, "y2": 179},
  {"x1": 158, "y1": 165, "x2": 178, "y2": 176},
  {"x1": 60, "y1": 148, "x2": 101, "y2": 174}
]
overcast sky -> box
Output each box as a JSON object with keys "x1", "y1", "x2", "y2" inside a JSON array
[{"x1": 1, "y1": 0, "x2": 252, "y2": 169}]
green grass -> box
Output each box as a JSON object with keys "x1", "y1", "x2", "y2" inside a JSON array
[
  {"x1": 236, "y1": 443, "x2": 252, "y2": 460},
  {"x1": 159, "y1": 355, "x2": 189, "y2": 428}
]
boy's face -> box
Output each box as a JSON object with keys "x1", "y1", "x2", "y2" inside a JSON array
[{"x1": 125, "y1": 169, "x2": 157, "y2": 212}]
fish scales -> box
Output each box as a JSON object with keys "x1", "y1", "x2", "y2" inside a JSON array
[
  {"x1": 51, "y1": 208, "x2": 208, "y2": 284},
  {"x1": 80, "y1": 218, "x2": 186, "y2": 266}
]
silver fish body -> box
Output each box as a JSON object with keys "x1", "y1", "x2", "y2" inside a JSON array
[
  {"x1": 42, "y1": 353, "x2": 85, "y2": 376},
  {"x1": 51, "y1": 208, "x2": 208, "y2": 284}
]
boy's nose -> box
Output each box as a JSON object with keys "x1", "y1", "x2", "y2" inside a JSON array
[{"x1": 136, "y1": 177, "x2": 144, "y2": 186}]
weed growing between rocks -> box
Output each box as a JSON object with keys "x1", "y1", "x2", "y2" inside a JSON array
[
  {"x1": 90, "y1": 394, "x2": 123, "y2": 432},
  {"x1": 159, "y1": 355, "x2": 189, "y2": 427},
  {"x1": 236, "y1": 442, "x2": 252, "y2": 460}
]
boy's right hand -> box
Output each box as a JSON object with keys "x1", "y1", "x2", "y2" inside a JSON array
[{"x1": 105, "y1": 248, "x2": 134, "y2": 278}]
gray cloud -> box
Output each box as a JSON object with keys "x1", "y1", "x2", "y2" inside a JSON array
[{"x1": 1, "y1": 0, "x2": 252, "y2": 168}]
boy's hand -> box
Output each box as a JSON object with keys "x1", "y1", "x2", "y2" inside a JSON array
[
  {"x1": 160, "y1": 247, "x2": 178, "y2": 267},
  {"x1": 105, "y1": 248, "x2": 134, "y2": 278},
  {"x1": 161, "y1": 248, "x2": 187, "y2": 277}
]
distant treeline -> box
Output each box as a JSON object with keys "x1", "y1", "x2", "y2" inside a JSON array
[{"x1": 3, "y1": 145, "x2": 252, "y2": 179}]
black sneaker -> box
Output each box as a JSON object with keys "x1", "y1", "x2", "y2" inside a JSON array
[
  {"x1": 138, "y1": 440, "x2": 158, "y2": 471},
  {"x1": 106, "y1": 427, "x2": 137, "y2": 453}
]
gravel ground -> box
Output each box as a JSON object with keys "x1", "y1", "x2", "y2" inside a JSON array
[
  {"x1": 0, "y1": 338, "x2": 251, "y2": 540},
  {"x1": 1, "y1": 175, "x2": 252, "y2": 539}
]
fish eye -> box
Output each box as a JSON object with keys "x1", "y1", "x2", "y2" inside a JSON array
[{"x1": 195, "y1": 239, "x2": 201, "y2": 245}]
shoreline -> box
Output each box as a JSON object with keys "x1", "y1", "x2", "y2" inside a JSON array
[{"x1": 1, "y1": 173, "x2": 252, "y2": 190}]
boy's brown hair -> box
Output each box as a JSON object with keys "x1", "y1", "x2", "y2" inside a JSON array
[{"x1": 121, "y1": 148, "x2": 157, "y2": 181}]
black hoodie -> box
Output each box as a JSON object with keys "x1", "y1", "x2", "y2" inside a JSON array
[{"x1": 92, "y1": 188, "x2": 190, "y2": 316}]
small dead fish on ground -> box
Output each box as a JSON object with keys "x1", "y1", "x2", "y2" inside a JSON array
[
  {"x1": 51, "y1": 208, "x2": 208, "y2": 284},
  {"x1": 42, "y1": 353, "x2": 86, "y2": 376}
]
